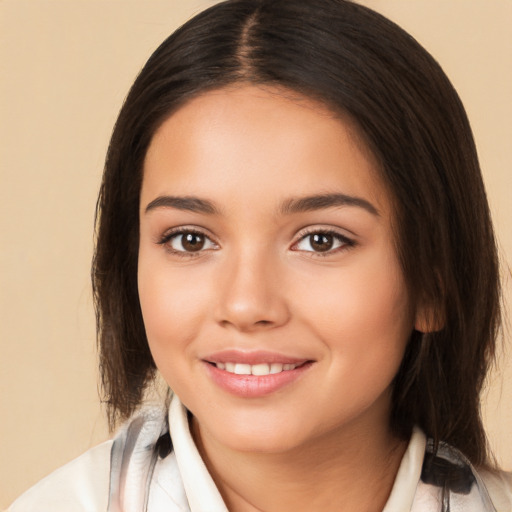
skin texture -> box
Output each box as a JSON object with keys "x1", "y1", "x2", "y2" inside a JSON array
[{"x1": 138, "y1": 85, "x2": 425, "y2": 511}]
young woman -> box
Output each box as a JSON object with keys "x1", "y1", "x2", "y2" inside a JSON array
[{"x1": 9, "y1": 0, "x2": 511, "y2": 510}]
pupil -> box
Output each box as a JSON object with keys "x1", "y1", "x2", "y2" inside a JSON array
[
  {"x1": 183, "y1": 233, "x2": 204, "y2": 252},
  {"x1": 311, "y1": 233, "x2": 333, "y2": 252}
]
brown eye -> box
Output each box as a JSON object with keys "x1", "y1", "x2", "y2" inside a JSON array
[
  {"x1": 166, "y1": 231, "x2": 216, "y2": 253},
  {"x1": 310, "y1": 233, "x2": 334, "y2": 252},
  {"x1": 293, "y1": 230, "x2": 353, "y2": 254},
  {"x1": 181, "y1": 232, "x2": 205, "y2": 252}
]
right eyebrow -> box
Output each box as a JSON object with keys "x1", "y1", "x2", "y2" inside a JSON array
[{"x1": 144, "y1": 195, "x2": 220, "y2": 215}]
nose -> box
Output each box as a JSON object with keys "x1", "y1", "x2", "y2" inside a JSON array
[{"x1": 215, "y1": 249, "x2": 290, "y2": 332}]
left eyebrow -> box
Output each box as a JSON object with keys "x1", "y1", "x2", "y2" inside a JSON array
[{"x1": 280, "y1": 193, "x2": 380, "y2": 216}]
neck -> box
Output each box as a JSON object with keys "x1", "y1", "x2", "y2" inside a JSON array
[{"x1": 192, "y1": 410, "x2": 407, "y2": 512}]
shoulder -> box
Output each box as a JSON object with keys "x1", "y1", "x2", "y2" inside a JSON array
[
  {"x1": 479, "y1": 468, "x2": 512, "y2": 511},
  {"x1": 8, "y1": 440, "x2": 113, "y2": 512},
  {"x1": 418, "y1": 437, "x2": 512, "y2": 512},
  {"x1": 8, "y1": 404, "x2": 189, "y2": 512}
]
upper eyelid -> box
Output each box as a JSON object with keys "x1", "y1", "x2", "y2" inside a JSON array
[
  {"x1": 294, "y1": 225, "x2": 356, "y2": 241},
  {"x1": 291, "y1": 227, "x2": 356, "y2": 252},
  {"x1": 158, "y1": 225, "x2": 217, "y2": 244}
]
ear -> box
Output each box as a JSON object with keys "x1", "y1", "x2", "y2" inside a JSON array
[{"x1": 414, "y1": 303, "x2": 444, "y2": 333}]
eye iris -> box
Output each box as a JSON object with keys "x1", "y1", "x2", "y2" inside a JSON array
[
  {"x1": 182, "y1": 233, "x2": 205, "y2": 252},
  {"x1": 311, "y1": 233, "x2": 333, "y2": 252}
]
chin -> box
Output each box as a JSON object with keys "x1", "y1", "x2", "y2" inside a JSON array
[{"x1": 194, "y1": 409, "x2": 321, "y2": 456}]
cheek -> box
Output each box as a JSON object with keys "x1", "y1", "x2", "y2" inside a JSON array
[
  {"x1": 301, "y1": 249, "x2": 413, "y2": 376},
  {"x1": 137, "y1": 253, "x2": 212, "y2": 370}
]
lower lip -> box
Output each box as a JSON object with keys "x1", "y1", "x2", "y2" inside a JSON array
[{"x1": 204, "y1": 361, "x2": 313, "y2": 398}]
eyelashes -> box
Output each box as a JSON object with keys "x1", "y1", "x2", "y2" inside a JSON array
[
  {"x1": 157, "y1": 227, "x2": 218, "y2": 257},
  {"x1": 157, "y1": 226, "x2": 356, "y2": 258},
  {"x1": 291, "y1": 228, "x2": 356, "y2": 256}
]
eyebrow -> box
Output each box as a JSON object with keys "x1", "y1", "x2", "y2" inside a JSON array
[
  {"x1": 144, "y1": 192, "x2": 379, "y2": 217},
  {"x1": 280, "y1": 193, "x2": 380, "y2": 216},
  {"x1": 145, "y1": 196, "x2": 219, "y2": 215}
]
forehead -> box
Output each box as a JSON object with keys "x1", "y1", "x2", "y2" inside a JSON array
[{"x1": 142, "y1": 85, "x2": 391, "y2": 217}]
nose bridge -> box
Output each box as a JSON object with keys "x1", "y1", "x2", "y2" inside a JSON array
[{"x1": 216, "y1": 242, "x2": 289, "y2": 331}]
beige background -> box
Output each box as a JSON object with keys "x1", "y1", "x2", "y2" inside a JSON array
[{"x1": 1, "y1": 0, "x2": 510, "y2": 507}]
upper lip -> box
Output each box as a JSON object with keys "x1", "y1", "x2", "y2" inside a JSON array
[{"x1": 204, "y1": 350, "x2": 312, "y2": 366}]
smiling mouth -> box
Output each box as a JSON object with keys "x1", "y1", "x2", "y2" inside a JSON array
[
  {"x1": 204, "y1": 358, "x2": 313, "y2": 397},
  {"x1": 211, "y1": 362, "x2": 304, "y2": 376}
]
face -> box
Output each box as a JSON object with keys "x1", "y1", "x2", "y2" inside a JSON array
[{"x1": 138, "y1": 85, "x2": 419, "y2": 455}]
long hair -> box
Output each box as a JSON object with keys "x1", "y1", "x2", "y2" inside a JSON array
[{"x1": 93, "y1": 0, "x2": 500, "y2": 467}]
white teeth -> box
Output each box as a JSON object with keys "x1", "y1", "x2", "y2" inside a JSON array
[
  {"x1": 270, "y1": 363, "x2": 283, "y2": 374},
  {"x1": 215, "y1": 361, "x2": 300, "y2": 375},
  {"x1": 251, "y1": 363, "x2": 270, "y2": 376},
  {"x1": 234, "y1": 363, "x2": 251, "y2": 375}
]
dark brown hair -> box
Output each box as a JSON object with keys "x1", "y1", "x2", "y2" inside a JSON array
[{"x1": 93, "y1": 0, "x2": 501, "y2": 467}]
